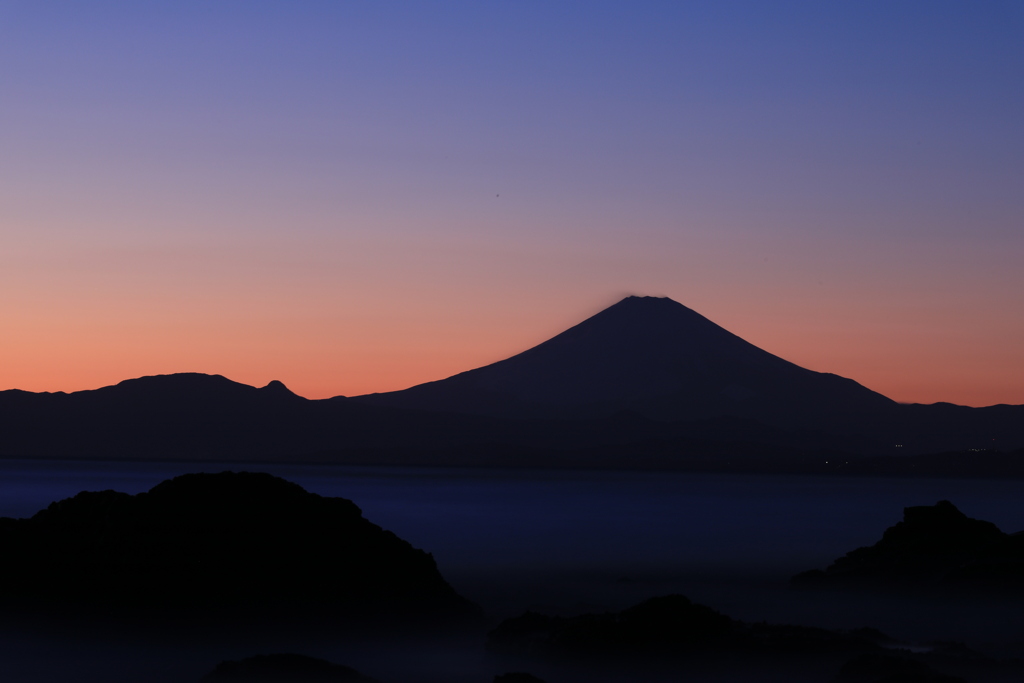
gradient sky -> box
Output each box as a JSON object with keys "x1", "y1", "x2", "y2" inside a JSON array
[{"x1": 2, "y1": 1, "x2": 1022, "y2": 406}]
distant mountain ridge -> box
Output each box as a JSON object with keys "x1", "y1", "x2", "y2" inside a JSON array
[{"x1": 1, "y1": 296, "x2": 1023, "y2": 465}]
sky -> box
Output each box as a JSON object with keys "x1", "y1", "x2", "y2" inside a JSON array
[{"x1": 1, "y1": 1, "x2": 1022, "y2": 406}]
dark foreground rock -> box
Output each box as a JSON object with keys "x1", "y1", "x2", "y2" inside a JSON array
[
  {"x1": 488, "y1": 595, "x2": 1021, "y2": 682},
  {"x1": 792, "y1": 500, "x2": 1024, "y2": 593},
  {"x1": 202, "y1": 653, "x2": 379, "y2": 682},
  {"x1": 488, "y1": 595, "x2": 881, "y2": 660},
  {"x1": 0, "y1": 471, "x2": 476, "y2": 622}
]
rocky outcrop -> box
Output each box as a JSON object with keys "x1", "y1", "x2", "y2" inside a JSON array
[
  {"x1": 793, "y1": 500, "x2": 1024, "y2": 592},
  {"x1": 0, "y1": 471, "x2": 476, "y2": 621}
]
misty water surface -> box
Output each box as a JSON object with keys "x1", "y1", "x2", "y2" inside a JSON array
[{"x1": 2, "y1": 460, "x2": 1024, "y2": 682}]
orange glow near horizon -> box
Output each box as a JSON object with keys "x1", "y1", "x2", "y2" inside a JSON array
[
  {"x1": 2, "y1": 5, "x2": 1022, "y2": 408},
  {"x1": 2, "y1": 217, "x2": 1023, "y2": 407},
  {"x1": 3, "y1": 282, "x2": 1022, "y2": 407}
]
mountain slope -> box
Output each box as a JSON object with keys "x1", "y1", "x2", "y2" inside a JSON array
[
  {"x1": 355, "y1": 296, "x2": 896, "y2": 428},
  {"x1": 1, "y1": 300, "x2": 1021, "y2": 462}
]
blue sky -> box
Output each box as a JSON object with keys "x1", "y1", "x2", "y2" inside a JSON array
[{"x1": 1, "y1": 1, "x2": 1022, "y2": 404}]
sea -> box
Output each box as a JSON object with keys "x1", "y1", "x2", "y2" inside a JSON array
[{"x1": 1, "y1": 459, "x2": 1023, "y2": 682}]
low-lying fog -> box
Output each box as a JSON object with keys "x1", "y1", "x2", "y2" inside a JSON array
[{"x1": 1, "y1": 460, "x2": 1023, "y2": 682}]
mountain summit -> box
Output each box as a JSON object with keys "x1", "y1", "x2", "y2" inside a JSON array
[
  {"x1": 1, "y1": 297, "x2": 1020, "y2": 461},
  {"x1": 356, "y1": 296, "x2": 895, "y2": 427}
]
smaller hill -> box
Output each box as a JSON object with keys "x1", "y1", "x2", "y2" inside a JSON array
[
  {"x1": 488, "y1": 595, "x2": 990, "y2": 681},
  {"x1": 792, "y1": 500, "x2": 1024, "y2": 592},
  {"x1": 0, "y1": 471, "x2": 476, "y2": 622}
]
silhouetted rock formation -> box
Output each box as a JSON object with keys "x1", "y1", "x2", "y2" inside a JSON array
[
  {"x1": 487, "y1": 594, "x2": 887, "y2": 659},
  {"x1": 0, "y1": 472, "x2": 475, "y2": 621},
  {"x1": 489, "y1": 595, "x2": 1013, "y2": 681},
  {"x1": 202, "y1": 653, "x2": 379, "y2": 682},
  {"x1": 2, "y1": 298, "x2": 1023, "y2": 464},
  {"x1": 793, "y1": 501, "x2": 1024, "y2": 592}
]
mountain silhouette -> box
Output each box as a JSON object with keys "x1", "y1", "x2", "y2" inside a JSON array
[
  {"x1": 1, "y1": 298, "x2": 1022, "y2": 463},
  {"x1": 0, "y1": 372, "x2": 520, "y2": 461},
  {"x1": 355, "y1": 296, "x2": 895, "y2": 428}
]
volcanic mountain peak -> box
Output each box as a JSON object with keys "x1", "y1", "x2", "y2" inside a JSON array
[
  {"x1": 522, "y1": 295, "x2": 765, "y2": 358},
  {"x1": 356, "y1": 295, "x2": 895, "y2": 424}
]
